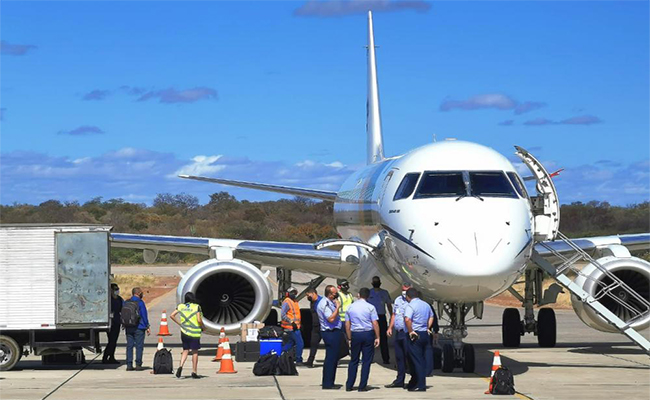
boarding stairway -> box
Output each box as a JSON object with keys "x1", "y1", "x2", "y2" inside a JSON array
[{"x1": 531, "y1": 232, "x2": 650, "y2": 353}]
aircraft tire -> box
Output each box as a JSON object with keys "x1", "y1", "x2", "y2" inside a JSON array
[
  {"x1": 441, "y1": 343, "x2": 455, "y2": 373},
  {"x1": 461, "y1": 343, "x2": 475, "y2": 373},
  {"x1": 502, "y1": 308, "x2": 521, "y2": 347},
  {"x1": 537, "y1": 308, "x2": 557, "y2": 348}
]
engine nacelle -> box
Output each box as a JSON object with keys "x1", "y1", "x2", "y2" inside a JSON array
[
  {"x1": 177, "y1": 259, "x2": 273, "y2": 335},
  {"x1": 571, "y1": 256, "x2": 650, "y2": 333}
]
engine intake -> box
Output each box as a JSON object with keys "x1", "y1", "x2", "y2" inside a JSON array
[
  {"x1": 177, "y1": 259, "x2": 273, "y2": 335},
  {"x1": 571, "y1": 256, "x2": 650, "y2": 333}
]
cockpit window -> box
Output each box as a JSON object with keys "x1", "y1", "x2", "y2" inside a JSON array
[
  {"x1": 469, "y1": 171, "x2": 518, "y2": 198},
  {"x1": 507, "y1": 172, "x2": 528, "y2": 198},
  {"x1": 393, "y1": 173, "x2": 421, "y2": 200},
  {"x1": 414, "y1": 172, "x2": 466, "y2": 198}
]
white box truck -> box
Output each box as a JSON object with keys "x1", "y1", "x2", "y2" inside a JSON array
[{"x1": 0, "y1": 224, "x2": 112, "y2": 371}]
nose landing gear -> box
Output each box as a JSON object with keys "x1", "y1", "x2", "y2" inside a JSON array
[{"x1": 438, "y1": 303, "x2": 476, "y2": 373}]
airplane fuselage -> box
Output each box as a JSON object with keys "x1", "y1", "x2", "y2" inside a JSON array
[{"x1": 334, "y1": 140, "x2": 534, "y2": 303}]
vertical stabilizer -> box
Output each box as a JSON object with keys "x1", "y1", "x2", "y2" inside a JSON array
[{"x1": 366, "y1": 11, "x2": 385, "y2": 164}]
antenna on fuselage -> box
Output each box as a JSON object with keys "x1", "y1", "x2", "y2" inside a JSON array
[{"x1": 366, "y1": 10, "x2": 384, "y2": 165}]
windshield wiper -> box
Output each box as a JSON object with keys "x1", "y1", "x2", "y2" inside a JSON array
[
  {"x1": 455, "y1": 194, "x2": 467, "y2": 201},
  {"x1": 472, "y1": 194, "x2": 484, "y2": 201}
]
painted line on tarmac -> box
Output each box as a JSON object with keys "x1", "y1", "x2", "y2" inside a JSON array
[
  {"x1": 272, "y1": 375, "x2": 287, "y2": 400},
  {"x1": 41, "y1": 353, "x2": 101, "y2": 400},
  {"x1": 474, "y1": 374, "x2": 535, "y2": 400}
]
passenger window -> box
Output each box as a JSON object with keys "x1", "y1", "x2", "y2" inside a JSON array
[
  {"x1": 469, "y1": 172, "x2": 518, "y2": 198},
  {"x1": 507, "y1": 172, "x2": 528, "y2": 198},
  {"x1": 414, "y1": 172, "x2": 466, "y2": 198},
  {"x1": 393, "y1": 173, "x2": 421, "y2": 200}
]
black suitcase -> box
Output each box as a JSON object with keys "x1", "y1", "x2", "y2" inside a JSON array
[{"x1": 236, "y1": 341, "x2": 261, "y2": 362}]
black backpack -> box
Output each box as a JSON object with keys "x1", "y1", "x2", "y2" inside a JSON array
[
  {"x1": 276, "y1": 351, "x2": 298, "y2": 376},
  {"x1": 491, "y1": 366, "x2": 515, "y2": 395},
  {"x1": 153, "y1": 348, "x2": 173, "y2": 374},
  {"x1": 258, "y1": 326, "x2": 284, "y2": 339},
  {"x1": 253, "y1": 353, "x2": 279, "y2": 376},
  {"x1": 121, "y1": 300, "x2": 141, "y2": 328}
]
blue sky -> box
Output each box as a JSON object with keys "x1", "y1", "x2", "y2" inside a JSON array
[{"x1": 2, "y1": 0, "x2": 648, "y2": 206}]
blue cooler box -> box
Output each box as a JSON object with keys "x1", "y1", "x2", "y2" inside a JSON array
[{"x1": 259, "y1": 339, "x2": 283, "y2": 356}]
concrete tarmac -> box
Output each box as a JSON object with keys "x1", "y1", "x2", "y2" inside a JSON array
[{"x1": 2, "y1": 266, "x2": 649, "y2": 400}]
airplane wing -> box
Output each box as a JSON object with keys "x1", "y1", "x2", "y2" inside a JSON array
[
  {"x1": 534, "y1": 233, "x2": 650, "y2": 264},
  {"x1": 179, "y1": 175, "x2": 338, "y2": 202},
  {"x1": 110, "y1": 233, "x2": 357, "y2": 279}
]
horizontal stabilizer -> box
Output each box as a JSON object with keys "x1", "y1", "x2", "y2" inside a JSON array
[{"x1": 179, "y1": 174, "x2": 338, "y2": 202}]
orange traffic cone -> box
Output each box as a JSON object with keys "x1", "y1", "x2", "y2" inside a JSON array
[
  {"x1": 157, "y1": 337, "x2": 165, "y2": 351},
  {"x1": 485, "y1": 351, "x2": 502, "y2": 394},
  {"x1": 216, "y1": 338, "x2": 237, "y2": 374},
  {"x1": 212, "y1": 328, "x2": 226, "y2": 362},
  {"x1": 157, "y1": 310, "x2": 172, "y2": 336}
]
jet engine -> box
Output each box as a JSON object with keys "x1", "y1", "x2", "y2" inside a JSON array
[
  {"x1": 176, "y1": 259, "x2": 273, "y2": 335},
  {"x1": 571, "y1": 255, "x2": 650, "y2": 333}
]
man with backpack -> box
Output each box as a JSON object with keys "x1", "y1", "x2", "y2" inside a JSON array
[
  {"x1": 170, "y1": 292, "x2": 205, "y2": 379},
  {"x1": 121, "y1": 287, "x2": 150, "y2": 371}
]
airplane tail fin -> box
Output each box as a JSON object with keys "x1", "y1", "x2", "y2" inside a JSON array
[{"x1": 366, "y1": 10, "x2": 385, "y2": 165}]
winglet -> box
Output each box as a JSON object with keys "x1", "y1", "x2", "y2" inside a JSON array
[{"x1": 367, "y1": 10, "x2": 385, "y2": 165}]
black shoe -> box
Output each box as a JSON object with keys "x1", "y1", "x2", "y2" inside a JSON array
[
  {"x1": 126, "y1": 365, "x2": 134, "y2": 371},
  {"x1": 304, "y1": 362, "x2": 313, "y2": 368},
  {"x1": 384, "y1": 381, "x2": 404, "y2": 388},
  {"x1": 176, "y1": 366, "x2": 183, "y2": 378},
  {"x1": 358, "y1": 386, "x2": 373, "y2": 392},
  {"x1": 135, "y1": 366, "x2": 145, "y2": 371},
  {"x1": 296, "y1": 361, "x2": 304, "y2": 367},
  {"x1": 322, "y1": 384, "x2": 342, "y2": 390},
  {"x1": 345, "y1": 387, "x2": 353, "y2": 392},
  {"x1": 107, "y1": 359, "x2": 120, "y2": 365},
  {"x1": 191, "y1": 373, "x2": 200, "y2": 379},
  {"x1": 408, "y1": 387, "x2": 426, "y2": 392}
]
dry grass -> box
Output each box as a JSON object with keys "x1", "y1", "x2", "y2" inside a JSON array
[
  {"x1": 111, "y1": 274, "x2": 157, "y2": 298},
  {"x1": 489, "y1": 279, "x2": 573, "y2": 309}
]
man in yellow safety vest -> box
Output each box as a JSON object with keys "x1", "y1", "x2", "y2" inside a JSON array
[
  {"x1": 170, "y1": 292, "x2": 205, "y2": 379},
  {"x1": 337, "y1": 279, "x2": 354, "y2": 359}
]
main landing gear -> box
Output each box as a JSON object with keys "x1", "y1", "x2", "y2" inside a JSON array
[
  {"x1": 502, "y1": 268, "x2": 559, "y2": 347},
  {"x1": 439, "y1": 303, "x2": 476, "y2": 373}
]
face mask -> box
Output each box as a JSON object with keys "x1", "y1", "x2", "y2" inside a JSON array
[
  {"x1": 114, "y1": 289, "x2": 120, "y2": 295},
  {"x1": 138, "y1": 293, "x2": 143, "y2": 299},
  {"x1": 401, "y1": 290, "x2": 406, "y2": 297},
  {"x1": 372, "y1": 282, "x2": 381, "y2": 288},
  {"x1": 289, "y1": 293, "x2": 297, "y2": 300}
]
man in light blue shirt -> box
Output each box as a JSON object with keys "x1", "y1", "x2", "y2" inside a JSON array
[
  {"x1": 367, "y1": 276, "x2": 393, "y2": 364},
  {"x1": 344, "y1": 288, "x2": 379, "y2": 392},
  {"x1": 317, "y1": 285, "x2": 342, "y2": 389},
  {"x1": 385, "y1": 282, "x2": 412, "y2": 388},
  {"x1": 404, "y1": 288, "x2": 434, "y2": 392}
]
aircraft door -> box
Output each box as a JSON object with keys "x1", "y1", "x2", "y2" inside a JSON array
[{"x1": 515, "y1": 146, "x2": 560, "y2": 241}]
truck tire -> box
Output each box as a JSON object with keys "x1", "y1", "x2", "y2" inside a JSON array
[{"x1": 0, "y1": 335, "x2": 22, "y2": 371}]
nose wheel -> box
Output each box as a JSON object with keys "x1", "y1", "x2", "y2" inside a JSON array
[{"x1": 440, "y1": 343, "x2": 476, "y2": 373}]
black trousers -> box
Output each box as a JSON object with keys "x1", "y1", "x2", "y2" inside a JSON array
[
  {"x1": 307, "y1": 327, "x2": 321, "y2": 364},
  {"x1": 377, "y1": 315, "x2": 389, "y2": 363},
  {"x1": 103, "y1": 325, "x2": 120, "y2": 361}
]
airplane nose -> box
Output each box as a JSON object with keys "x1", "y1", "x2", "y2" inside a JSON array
[{"x1": 423, "y1": 201, "x2": 531, "y2": 278}]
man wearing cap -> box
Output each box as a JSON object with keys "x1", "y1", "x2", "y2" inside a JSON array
[
  {"x1": 317, "y1": 285, "x2": 342, "y2": 389},
  {"x1": 345, "y1": 287, "x2": 379, "y2": 392},
  {"x1": 337, "y1": 279, "x2": 354, "y2": 359},
  {"x1": 367, "y1": 276, "x2": 392, "y2": 364},
  {"x1": 385, "y1": 282, "x2": 412, "y2": 388},
  {"x1": 102, "y1": 283, "x2": 123, "y2": 364},
  {"x1": 281, "y1": 286, "x2": 304, "y2": 364},
  {"x1": 404, "y1": 288, "x2": 434, "y2": 392}
]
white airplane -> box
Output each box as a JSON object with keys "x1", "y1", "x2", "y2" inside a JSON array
[{"x1": 111, "y1": 11, "x2": 650, "y2": 372}]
